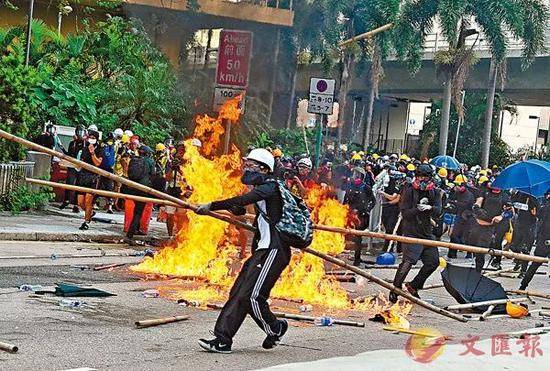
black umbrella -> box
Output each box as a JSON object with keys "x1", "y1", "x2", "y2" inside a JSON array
[{"x1": 441, "y1": 264, "x2": 508, "y2": 313}]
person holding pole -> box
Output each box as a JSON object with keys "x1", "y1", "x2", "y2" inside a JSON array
[
  {"x1": 390, "y1": 164, "x2": 441, "y2": 303},
  {"x1": 196, "y1": 149, "x2": 289, "y2": 354}
]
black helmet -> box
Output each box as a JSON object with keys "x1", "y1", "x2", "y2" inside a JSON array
[
  {"x1": 416, "y1": 163, "x2": 434, "y2": 177},
  {"x1": 75, "y1": 125, "x2": 86, "y2": 138}
]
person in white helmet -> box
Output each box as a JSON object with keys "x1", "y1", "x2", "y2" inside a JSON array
[
  {"x1": 113, "y1": 128, "x2": 124, "y2": 139},
  {"x1": 124, "y1": 129, "x2": 133, "y2": 138},
  {"x1": 287, "y1": 157, "x2": 316, "y2": 197},
  {"x1": 195, "y1": 148, "x2": 289, "y2": 354}
]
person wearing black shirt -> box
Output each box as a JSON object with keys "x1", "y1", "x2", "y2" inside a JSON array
[
  {"x1": 447, "y1": 178, "x2": 475, "y2": 259},
  {"x1": 380, "y1": 174, "x2": 402, "y2": 252},
  {"x1": 344, "y1": 167, "x2": 376, "y2": 266},
  {"x1": 195, "y1": 149, "x2": 289, "y2": 354},
  {"x1": 509, "y1": 191, "x2": 538, "y2": 274},
  {"x1": 76, "y1": 130, "x2": 102, "y2": 230},
  {"x1": 469, "y1": 182, "x2": 512, "y2": 272},
  {"x1": 390, "y1": 164, "x2": 441, "y2": 303},
  {"x1": 60, "y1": 125, "x2": 85, "y2": 212},
  {"x1": 34, "y1": 123, "x2": 56, "y2": 150},
  {"x1": 519, "y1": 189, "x2": 550, "y2": 290}
]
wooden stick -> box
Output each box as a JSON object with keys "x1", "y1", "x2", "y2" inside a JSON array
[
  {"x1": 339, "y1": 23, "x2": 394, "y2": 47},
  {"x1": 507, "y1": 290, "x2": 550, "y2": 300},
  {"x1": 27, "y1": 178, "x2": 548, "y2": 265},
  {"x1": 446, "y1": 297, "x2": 528, "y2": 310},
  {"x1": 93, "y1": 263, "x2": 127, "y2": 271},
  {"x1": 383, "y1": 326, "x2": 452, "y2": 339},
  {"x1": 135, "y1": 315, "x2": 190, "y2": 328},
  {"x1": 540, "y1": 311, "x2": 550, "y2": 317},
  {"x1": 480, "y1": 305, "x2": 496, "y2": 321},
  {"x1": 0, "y1": 341, "x2": 18, "y2": 353},
  {"x1": 312, "y1": 224, "x2": 549, "y2": 264},
  {"x1": 302, "y1": 247, "x2": 467, "y2": 322},
  {"x1": 420, "y1": 283, "x2": 445, "y2": 291},
  {"x1": 272, "y1": 312, "x2": 366, "y2": 327}
]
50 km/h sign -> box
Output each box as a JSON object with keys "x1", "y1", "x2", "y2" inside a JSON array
[
  {"x1": 216, "y1": 30, "x2": 253, "y2": 89},
  {"x1": 308, "y1": 78, "x2": 336, "y2": 115}
]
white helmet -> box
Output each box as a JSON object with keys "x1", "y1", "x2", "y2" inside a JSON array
[
  {"x1": 114, "y1": 128, "x2": 123, "y2": 138},
  {"x1": 245, "y1": 148, "x2": 275, "y2": 172},
  {"x1": 191, "y1": 138, "x2": 202, "y2": 148},
  {"x1": 297, "y1": 157, "x2": 313, "y2": 169},
  {"x1": 88, "y1": 124, "x2": 98, "y2": 132},
  {"x1": 124, "y1": 129, "x2": 133, "y2": 137}
]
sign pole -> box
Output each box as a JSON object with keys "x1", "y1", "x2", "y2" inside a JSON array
[{"x1": 315, "y1": 115, "x2": 325, "y2": 168}]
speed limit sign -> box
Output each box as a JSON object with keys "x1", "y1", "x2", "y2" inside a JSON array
[{"x1": 213, "y1": 87, "x2": 246, "y2": 112}]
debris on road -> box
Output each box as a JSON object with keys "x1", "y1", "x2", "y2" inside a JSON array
[
  {"x1": 141, "y1": 289, "x2": 160, "y2": 298},
  {"x1": 0, "y1": 341, "x2": 18, "y2": 353},
  {"x1": 135, "y1": 315, "x2": 190, "y2": 329}
]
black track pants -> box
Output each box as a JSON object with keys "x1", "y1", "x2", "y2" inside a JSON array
[{"x1": 214, "y1": 247, "x2": 291, "y2": 345}]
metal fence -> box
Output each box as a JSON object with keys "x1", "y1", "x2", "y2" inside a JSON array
[{"x1": 0, "y1": 162, "x2": 35, "y2": 196}]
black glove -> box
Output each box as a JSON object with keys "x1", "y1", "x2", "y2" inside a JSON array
[{"x1": 195, "y1": 203, "x2": 212, "y2": 215}]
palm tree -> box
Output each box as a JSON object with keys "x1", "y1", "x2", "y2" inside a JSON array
[{"x1": 395, "y1": 0, "x2": 548, "y2": 161}]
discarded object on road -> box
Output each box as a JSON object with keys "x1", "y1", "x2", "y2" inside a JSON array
[
  {"x1": 274, "y1": 312, "x2": 364, "y2": 327},
  {"x1": 480, "y1": 305, "x2": 496, "y2": 321},
  {"x1": 178, "y1": 299, "x2": 200, "y2": 307},
  {"x1": 383, "y1": 326, "x2": 451, "y2": 340},
  {"x1": 299, "y1": 304, "x2": 313, "y2": 312},
  {"x1": 135, "y1": 315, "x2": 190, "y2": 328},
  {"x1": 19, "y1": 284, "x2": 44, "y2": 292},
  {"x1": 0, "y1": 341, "x2": 18, "y2": 353},
  {"x1": 446, "y1": 297, "x2": 529, "y2": 311},
  {"x1": 93, "y1": 263, "x2": 127, "y2": 271},
  {"x1": 442, "y1": 264, "x2": 509, "y2": 313},
  {"x1": 314, "y1": 316, "x2": 334, "y2": 326},
  {"x1": 54, "y1": 283, "x2": 116, "y2": 297},
  {"x1": 507, "y1": 289, "x2": 550, "y2": 300},
  {"x1": 506, "y1": 301, "x2": 530, "y2": 319},
  {"x1": 59, "y1": 299, "x2": 87, "y2": 308},
  {"x1": 142, "y1": 289, "x2": 160, "y2": 298}
]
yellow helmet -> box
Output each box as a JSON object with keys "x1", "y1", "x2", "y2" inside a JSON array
[
  {"x1": 406, "y1": 163, "x2": 416, "y2": 171},
  {"x1": 121, "y1": 134, "x2": 130, "y2": 144},
  {"x1": 479, "y1": 170, "x2": 487, "y2": 176},
  {"x1": 155, "y1": 143, "x2": 166, "y2": 151},
  {"x1": 352, "y1": 153, "x2": 362, "y2": 161},
  {"x1": 478, "y1": 176, "x2": 489, "y2": 185},
  {"x1": 454, "y1": 174, "x2": 467, "y2": 185},
  {"x1": 358, "y1": 151, "x2": 365, "y2": 156},
  {"x1": 506, "y1": 301, "x2": 529, "y2": 319},
  {"x1": 438, "y1": 168, "x2": 448, "y2": 178},
  {"x1": 486, "y1": 168, "x2": 493, "y2": 175},
  {"x1": 272, "y1": 148, "x2": 283, "y2": 158},
  {"x1": 372, "y1": 153, "x2": 380, "y2": 160},
  {"x1": 400, "y1": 154, "x2": 410, "y2": 162}
]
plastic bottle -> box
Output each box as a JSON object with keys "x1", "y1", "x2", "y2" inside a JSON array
[
  {"x1": 59, "y1": 299, "x2": 86, "y2": 308},
  {"x1": 50, "y1": 254, "x2": 58, "y2": 260},
  {"x1": 19, "y1": 284, "x2": 43, "y2": 292},
  {"x1": 314, "y1": 316, "x2": 334, "y2": 326}
]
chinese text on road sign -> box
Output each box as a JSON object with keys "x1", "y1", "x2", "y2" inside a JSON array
[
  {"x1": 308, "y1": 78, "x2": 336, "y2": 115},
  {"x1": 216, "y1": 30, "x2": 253, "y2": 88}
]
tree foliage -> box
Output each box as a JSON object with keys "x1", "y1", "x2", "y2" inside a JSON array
[
  {"x1": 420, "y1": 92, "x2": 513, "y2": 166},
  {"x1": 0, "y1": 16, "x2": 190, "y2": 160}
]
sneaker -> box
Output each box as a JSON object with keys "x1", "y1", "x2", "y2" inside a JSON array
[
  {"x1": 405, "y1": 283, "x2": 420, "y2": 299},
  {"x1": 262, "y1": 320, "x2": 288, "y2": 350},
  {"x1": 79, "y1": 222, "x2": 89, "y2": 231},
  {"x1": 72, "y1": 206, "x2": 80, "y2": 213},
  {"x1": 198, "y1": 338, "x2": 232, "y2": 354},
  {"x1": 59, "y1": 201, "x2": 69, "y2": 210}
]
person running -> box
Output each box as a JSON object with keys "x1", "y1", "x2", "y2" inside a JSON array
[
  {"x1": 389, "y1": 164, "x2": 441, "y2": 303},
  {"x1": 519, "y1": 189, "x2": 549, "y2": 290},
  {"x1": 76, "y1": 129, "x2": 103, "y2": 231},
  {"x1": 196, "y1": 149, "x2": 289, "y2": 354},
  {"x1": 60, "y1": 125, "x2": 86, "y2": 213}
]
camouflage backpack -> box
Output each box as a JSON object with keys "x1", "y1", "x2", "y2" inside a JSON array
[{"x1": 269, "y1": 180, "x2": 314, "y2": 249}]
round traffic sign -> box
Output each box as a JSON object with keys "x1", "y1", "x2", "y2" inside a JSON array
[{"x1": 316, "y1": 80, "x2": 328, "y2": 93}]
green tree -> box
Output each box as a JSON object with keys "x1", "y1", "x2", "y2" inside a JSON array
[{"x1": 395, "y1": 0, "x2": 548, "y2": 163}]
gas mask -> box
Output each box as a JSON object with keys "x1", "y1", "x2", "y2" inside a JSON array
[
  {"x1": 241, "y1": 170, "x2": 267, "y2": 186},
  {"x1": 88, "y1": 139, "x2": 97, "y2": 145}
]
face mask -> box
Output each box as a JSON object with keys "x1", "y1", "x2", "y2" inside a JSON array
[
  {"x1": 241, "y1": 170, "x2": 267, "y2": 186},
  {"x1": 458, "y1": 186, "x2": 466, "y2": 193},
  {"x1": 354, "y1": 178, "x2": 362, "y2": 186},
  {"x1": 88, "y1": 139, "x2": 97, "y2": 145}
]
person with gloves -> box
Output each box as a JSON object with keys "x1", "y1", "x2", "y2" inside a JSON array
[
  {"x1": 195, "y1": 149, "x2": 289, "y2": 354},
  {"x1": 389, "y1": 164, "x2": 441, "y2": 303}
]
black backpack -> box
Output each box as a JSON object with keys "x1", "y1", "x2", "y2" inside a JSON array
[{"x1": 128, "y1": 157, "x2": 147, "y2": 183}]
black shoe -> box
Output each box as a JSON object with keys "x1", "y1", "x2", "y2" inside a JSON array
[
  {"x1": 59, "y1": 201, "x2": 69, "y2": 210},
  {"x1": 405, "y1": 283, "x2": 420, "y2": 299},
  {"x1": 72, "y1": 206, "x2": 80, "y2": 213},
  {"x1": 262, "y1": 320, "x2": 288, "y2": 350},
  {"x1": 518, "y1": 272, "x2": 525, "y2": 279},
  {"x1": 198, "y1": 338, "x2": 232, "y2": 354},
  {"x1": 513, "y1": 261, "x2": 522, "y2": 271},
  {"x1": 518, "y1": 284, "x2": 527, "y2": 291},
  {"x1": 389, "y1": 291, "x2": 398, "y2": 303},
  {"x1": 490, "y1": 261, "x2": 502, "y2": 270},
  {"x1": 79, "y1": 222, "x2": 89, "y2": 231}
]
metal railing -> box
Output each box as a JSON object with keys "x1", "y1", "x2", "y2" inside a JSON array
[{"x1": 0, "y1": 162, "x2": 35, "y2": 196}]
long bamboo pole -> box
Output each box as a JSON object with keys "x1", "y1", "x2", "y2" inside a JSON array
[
  {"x1": 27, "y1": 178, "x2": 548, "y2": 265},
  {"x1": 507, "y1": 290, "x2": 550, "y2": 300},
  {"x1": 135, "y1": 315, "x2": 190, "y2": 328},
  {"x1": 339, "y1": 23, "x2": 394, "y2": 47},
  {"x1": 445, "y1": 297, "x2": 528, "y2": 310},
  {"x1": 0, "y1": 129, "x2": 253, "y2": 232}
]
